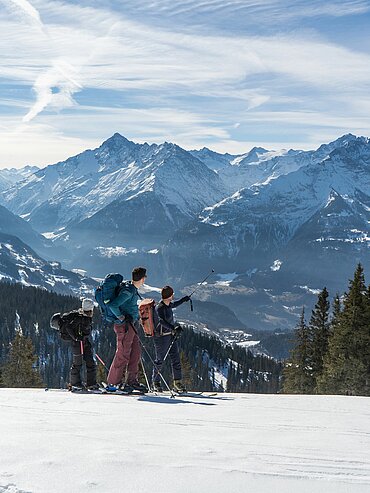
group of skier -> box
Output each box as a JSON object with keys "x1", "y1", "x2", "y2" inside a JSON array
[{"x1": 52, "y1": 266, "x2": 191, "y2": 394}]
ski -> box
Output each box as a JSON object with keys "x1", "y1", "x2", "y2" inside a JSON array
[
  {"x1": 100, "y1": 382, "x2": 146, "y2": 396},
  {"x1": 71, "y1": 388, "x2": 106, "y2": 394},
  {"x1": 45, "y1": 386, "x2": 107, "y2": 394},
  {"x1": 176, "y1": 391, "x2": 218, "y2": 397},
  {"x1": 69, "y1": 384, "x2": 107, "y2": 394},
  {"x1": 152, "y1": 390, "x2": 218, "y2": 398}
]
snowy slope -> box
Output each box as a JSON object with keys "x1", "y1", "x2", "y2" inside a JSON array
[
  {"x1": 0, "y1": 233, "x2": 96, "y2": 296},
  {"x1": 195, "y1": 134, "x2": 360, "y2": 193},
  {"x1": 0, "y1": 389, "x2": 369, "y2": 493},
  {"x1": 0, "y1": 204, "x2": 54, "y2": 259},
  {"x1": 0, "y1": 166, "x2": 39, "y2": 192},
  {"x1": 189, "y1": 147, "x2": 238, "y2": 171}
]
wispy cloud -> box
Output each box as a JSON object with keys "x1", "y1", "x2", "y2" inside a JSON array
[
  {"x1": 23, "y1": 60, "x2": 82, "y2": 122},
  {"x1": 0, "y1": 0, "x2": 370, "y2": 166},
  {"x1": 3, "y1": 0, "x2": 43, "y2": 27},
  {"x1": 110, "y1": 0, "x2": 370, "y2": 26}
]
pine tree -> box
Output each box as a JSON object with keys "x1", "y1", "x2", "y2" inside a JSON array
[
  {"x1": 282, "y1": 307, "x2": 314, "y2": 394},
  {"x1": 180, "y1": 351, "x2": 192, "y2": 390},
  {"x1": 309, "y1": 287, "x2": 330, "y2": 392},
  {"x1": 1, "y1": 331, "x2": 44, "y2": 387},
  {"x1": 331, "y1": 294, "x2": 341, "y2": 329},
  {"x1": 318, "y1": 264, "x2": 370, "y2": 396}
]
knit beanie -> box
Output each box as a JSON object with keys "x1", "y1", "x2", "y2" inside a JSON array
[
  {"x1": 161, "y1": 285, "x2": 174, "y2": 300},
  {"x1": 82, "y1": 298, "x2": 94, "y2": 311}
]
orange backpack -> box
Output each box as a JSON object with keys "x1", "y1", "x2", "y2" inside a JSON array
[{"x1": 139, "y1": 298, "x2": 160, "y2": 337}]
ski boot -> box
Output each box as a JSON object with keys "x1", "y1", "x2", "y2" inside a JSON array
[
  {"x1": 86, "y1": 383, "x2": 101, "y2": 391},
  {"x1": 128, "y1": 381, "x2": 148, "y2": 394},
  {"x1": 68, "y1": 383, "x2": 86, "y2": 393},
  {"x1": 153, "y1": 381, "x2": 163, "y2": 393},
  {"x1": 173, "y1": 380, "x2": 187, "y2": 394},
  {"x1": 104, "y1": 383, "x2": 118, "y2": 393}
]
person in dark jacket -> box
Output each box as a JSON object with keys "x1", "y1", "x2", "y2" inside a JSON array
[
  {"x1": 106, "y1": 266, "x2": 148, "y2": 393},
  {"x1": 64, "y1": 298, "x2": 97, "y2": 390},
  {"x1": 152, "y1": 286, "x2": 190, "y2": 393}
]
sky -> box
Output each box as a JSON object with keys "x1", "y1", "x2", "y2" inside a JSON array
[{"x1": 1, "y1": 0, "x2": 370, "y2": 168}]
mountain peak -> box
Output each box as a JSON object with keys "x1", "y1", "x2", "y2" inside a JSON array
[
  {"x1": 324, "y1": 189, "x2": 346, "y2": 209},
  {"x1": 101, "y1": 133, "x2": 135, "y2": 149},
  {"x1": 240, "y1": 146, "x2": 269, "y2": 164}
]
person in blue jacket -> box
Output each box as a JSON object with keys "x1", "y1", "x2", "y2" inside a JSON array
[
  {"x1": 107, "y1": 266, "x2": 147, "y2": 393},
  {"x1": 153, "y1": 285, "x2": 190, "y2": 393}
]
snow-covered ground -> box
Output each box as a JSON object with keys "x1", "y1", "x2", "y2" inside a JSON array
[{"x1": 0, "y1": 390, "x2": 369, "y2": 493}]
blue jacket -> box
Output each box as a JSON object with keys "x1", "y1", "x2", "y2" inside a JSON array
[{"x1": 108, "y1": 282, "x2": 140, "y2": 321}]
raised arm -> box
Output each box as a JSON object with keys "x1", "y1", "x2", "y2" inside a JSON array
[{"x1": 171, "y1": 296, "x2": 190, "y2": 309}]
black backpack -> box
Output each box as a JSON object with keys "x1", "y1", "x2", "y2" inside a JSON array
[{"x1": 50, "y1": 310, "x2": 91, "y2": 341}]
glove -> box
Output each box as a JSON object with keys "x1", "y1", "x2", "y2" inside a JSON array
[
  {"x1": 183, "y1": 295, "x2": 191, "y2": 302},
  {"x1": 172, "y1": 324, "x2": 183, "y2": 337}
]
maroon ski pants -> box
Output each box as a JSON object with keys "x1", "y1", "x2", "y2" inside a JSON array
[{"x1": 107, "y1": 321, "x2": 141, "y2": 386}]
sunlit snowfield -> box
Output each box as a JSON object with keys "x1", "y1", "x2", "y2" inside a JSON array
[{"x1": 0, "y1": 389, "x2": 369, "y2": 493}]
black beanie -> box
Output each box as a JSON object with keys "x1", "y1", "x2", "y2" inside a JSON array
[{"x1": 161, "y1": 285, "x2": 174, "y2": 299}]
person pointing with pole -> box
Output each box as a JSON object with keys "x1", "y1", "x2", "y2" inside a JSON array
[{"x1": 152, "y1": 286, "x2": 190, "y2": 393}]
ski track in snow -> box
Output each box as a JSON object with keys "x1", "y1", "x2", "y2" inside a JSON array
[{"x1": 0, "y1": 390, "x2": 369, "y2": 493}]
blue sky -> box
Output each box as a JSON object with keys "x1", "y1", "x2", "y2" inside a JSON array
[{"x1": 1, "y1": 0, "x2": 370, "y2": 168}]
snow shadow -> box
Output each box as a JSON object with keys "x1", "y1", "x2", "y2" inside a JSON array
[{"x1": 138, "y1": 395, "x2": 216, "y2": 406}]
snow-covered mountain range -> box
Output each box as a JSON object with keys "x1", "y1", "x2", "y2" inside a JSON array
[
  {"x1": 169, "y1": 134, "x2": 369, "y2": 271},
  {"x1": 0, "y1": 132, "x2": 368, "y2": 331},
  {"x1": 0, "y1": 165, "x2": 38, "y2": 192},
  {"x1": 164, "y1": 135, "x2": 370, "y2": 328},
  {"x1": 1, "y1": 134, "x2": 224, "y2": 245}
]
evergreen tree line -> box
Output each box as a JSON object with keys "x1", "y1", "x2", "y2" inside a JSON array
[
  {"x1": 0, "y1": 281, "x2": 282, "y2": 392},
  {"x1": 283, "y1": 264, "x2": 370, "y2": 396}
]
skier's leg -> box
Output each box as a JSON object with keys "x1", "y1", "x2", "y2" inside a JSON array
[
  {"x1": 169, "y1": 339, "x2": 182, "y2": 381},
  {"x1": 126, "y1": 324, "x2": 141, "y2": 385},
  {"x1": 152, "y1": 336, "x2": 168, "y2": 384},
  {"x1": 83, "y1": 338, "x2": 97, "y2": 386},
  {"x1": 107, "y1": 323, "x2": 133, "y2": 385},
  {"x1": 70, "y1": 340, "x2": 83, "y2": 386}
]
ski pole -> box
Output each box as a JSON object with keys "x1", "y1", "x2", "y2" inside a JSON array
[
  {"x1": 80, "y1": 340, "x2": 84, "y2": 356},
  {"x1": 95, "y1": 353, "x2": 109, "y2": 372},
  {"x1": 139, "y1": 338, "x2": 175, "y2": 398},
  {"x1": 162, "y1": 335, "x2": 178, "y2": 365},
  {"x1": 188, "y1": 269, "x2": 215, "y2": 297},
  {"x1": 140, "y1": 357, "x2": 151, "y2": 392},
  {"x1": 130, "y1": 322, "x2": 175, "y2": 398}
]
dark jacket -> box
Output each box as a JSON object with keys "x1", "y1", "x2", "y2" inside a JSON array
[
  {"x1": 156, "y1": 297, "x2": 188, "y2": 336},
  {"x1": 61, "y1": 310, "x2": 92, "y2": 341}
]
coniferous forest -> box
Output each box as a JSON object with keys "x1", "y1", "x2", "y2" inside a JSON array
[
  {"x1": 283, "y1": 264, "x2": 370, "y2": 396},
  {"x1": 0, "y1": 281, "x2": 282, "y2": 392}
]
